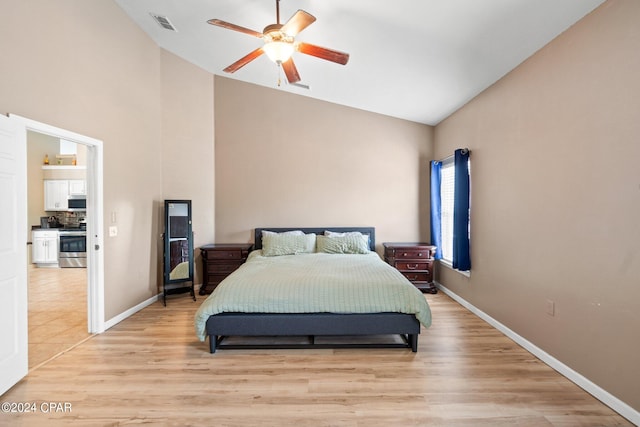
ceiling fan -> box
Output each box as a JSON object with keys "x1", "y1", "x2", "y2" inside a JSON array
[{"x1": 207, "y1": 0, "x2": 349, "y2": 84}]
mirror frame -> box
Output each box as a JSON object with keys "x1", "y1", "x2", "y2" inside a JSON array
[{"x1": 162, "y1": 199, "x2": 194, "y2": 304}]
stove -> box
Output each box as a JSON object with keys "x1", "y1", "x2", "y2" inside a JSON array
[{"x1": 58, "y1": 227, "x2": 87, "y2": 268}]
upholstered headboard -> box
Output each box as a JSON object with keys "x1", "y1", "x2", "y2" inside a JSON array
[{"x1": 254, "y1": 227, "x2": 376, "y2": 252}]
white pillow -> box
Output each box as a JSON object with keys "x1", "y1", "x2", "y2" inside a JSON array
[
  {"x1": 262, "y1": 231, "x2": 316, "y2": 256},
  {"x1": 262, "y1": 230, "x2": 304, "y2": 236},
  {"x1": 324, "y1": 230, "x2": 370, "y2": 248},
  {"x1": 317, "y1": 234, "x2": 370, "y2": 254}
]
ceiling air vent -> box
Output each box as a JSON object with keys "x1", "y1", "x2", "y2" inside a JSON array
[{"x1": 150, "y1": 13, "x2": 177, "y2": 32}]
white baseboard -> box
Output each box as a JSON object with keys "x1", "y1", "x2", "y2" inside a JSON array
[
  {"x1": 104, "y1": 293, "x2": 161, "y2": 331},
  {"x1": 103, "y1": 284, "x2": 203, "y2": 331},
  {"x1": 435, "y1": 282, "x2": 639, "y2": 426}
]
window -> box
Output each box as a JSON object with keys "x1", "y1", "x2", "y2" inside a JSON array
[
  {"x1": 439, "y1": 157, "x2": 455, "y2": 263},
  {"x1": 430, "y1": 149, "x2": 471, "y2": 272}
]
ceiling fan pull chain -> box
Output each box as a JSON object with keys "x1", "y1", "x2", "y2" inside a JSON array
[{"x1": 277, "y1": 64, "x2": 282, "y2": 87}]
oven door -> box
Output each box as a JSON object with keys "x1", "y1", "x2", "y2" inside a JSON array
[{"x1": 58, "y1": 233, "x2": 87, "y2": 268}]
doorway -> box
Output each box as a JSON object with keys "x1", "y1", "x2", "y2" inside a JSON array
[
  {"x1": 26, "y1": 132, "x2": 90, "y2": 368},
  {"x1": 13, "y1": 115, "x2": 105, "y2": 347}
]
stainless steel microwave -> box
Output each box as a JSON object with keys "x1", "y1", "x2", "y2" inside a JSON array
[{"x1": 68, "y1": 195, "x2": 86, "y2": 211}]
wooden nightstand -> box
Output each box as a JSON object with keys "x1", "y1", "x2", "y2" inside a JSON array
[
  {"x1": 199, "y1": 243, "x2": 252, "y2": 295},
  {"x1": 383, "y1": 242, "x2": 437, "y2": 294}
]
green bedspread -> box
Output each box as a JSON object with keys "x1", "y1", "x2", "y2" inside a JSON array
[{"x1": 194, "y1": 251, "x2": 432, "y2": 341}]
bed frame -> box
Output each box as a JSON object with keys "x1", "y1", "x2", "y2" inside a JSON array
[{"x1": 205, "y1": 227, "x2": 421, "y2": 353}]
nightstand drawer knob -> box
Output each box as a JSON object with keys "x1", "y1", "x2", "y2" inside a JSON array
[{"x1": 407, "y1": 264, "x2": 419, "y2": 270}]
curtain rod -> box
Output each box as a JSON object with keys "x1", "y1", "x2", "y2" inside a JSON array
[{"x1": 434, "y1": 148, "x2": 470, "y2": 163}]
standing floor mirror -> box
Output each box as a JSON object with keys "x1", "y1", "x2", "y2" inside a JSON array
[{"x1": 162, "y1": 200, "x2": 195, "y2": 305}]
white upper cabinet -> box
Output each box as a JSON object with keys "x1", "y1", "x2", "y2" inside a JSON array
[
  {"x1": 44, "y1": 180, "x2": 69, "y2": 211},
  {"x1": 68, "y1": 179, "x2": 86, "y2": 196}
]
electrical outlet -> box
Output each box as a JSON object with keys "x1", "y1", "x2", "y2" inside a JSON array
[
  {"x1": 546, "y1": 299, "x2": 555, "y2": 316},
  {"x1": 109, "y1": 226, "x2": 118, "y2": 237}
]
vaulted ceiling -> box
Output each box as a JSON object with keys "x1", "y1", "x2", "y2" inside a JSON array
[{"x1": 114, "y1": 0, "x2": 605, "y2": 125}]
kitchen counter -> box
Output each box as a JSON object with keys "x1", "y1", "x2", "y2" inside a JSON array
[{"x1": 32, "y1": 225, "x2": 63, "y2": 230}]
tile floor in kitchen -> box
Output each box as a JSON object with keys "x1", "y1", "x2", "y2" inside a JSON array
[{"x1": 27, "y1": 264, "x2": 89, "y2": 369}]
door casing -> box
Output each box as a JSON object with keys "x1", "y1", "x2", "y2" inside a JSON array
[{"x1": 11, "y1": 114, "x2": 105, "y2": 334}]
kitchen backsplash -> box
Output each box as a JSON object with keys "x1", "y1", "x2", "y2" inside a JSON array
[{"x1": 46, "y1": 211, "x2": 86, "y2": 228}]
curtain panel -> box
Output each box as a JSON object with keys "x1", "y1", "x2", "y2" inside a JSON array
[
  {"x1": 429, "y1": 161, "x2": 443, "y2": 260},
  {"x1": 452, "y1": 149, "x2": 471, "y2": 271}
]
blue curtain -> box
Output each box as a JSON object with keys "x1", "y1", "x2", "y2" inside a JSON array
[
  {"x1": 452, "y1": 149, "x2": 471, "y2": 270},
  {"x1": 430, "y1": 161, "x2": 443, "y2": 260}
]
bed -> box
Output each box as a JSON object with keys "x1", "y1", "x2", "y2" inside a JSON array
[{"x1": 194, "y1": 227, "x2": 432, "y2": 353}]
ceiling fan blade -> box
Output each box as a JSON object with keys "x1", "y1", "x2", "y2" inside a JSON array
[
  {"x1": 207, "y1": 19, "x2": 263, "y2": 38},
  {"x1": 223, "y1": 47, "x2": 264, "y2": 73},
  {"x1": 280, "y1": 10, "x2": 316, "y2": 37},
  {"x1": 297, "y1": 42, "x2": 350, "y2": 65},
  {"x1": 281, "y1": 58, "x2": 301, "y2": 84}
]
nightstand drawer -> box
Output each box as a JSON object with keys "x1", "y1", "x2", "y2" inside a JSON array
[
  {"x1": 401, "y1": 272, "x2": 432, "y2": 283},
  {"x1": 205, "y1": 250, "x2": 243, "y2": 260},
  {"x1": 395, "y1": 249, "x2": 432, "y2": 259},
  {"x1": 207, "y1": 273, "x2": 231, "y2": 286},
  {"x1": 395, "y1": 261, "x2": 430, "y2": 271},
  {"x1": 209, "y1": 262, "x2": 243, "y2": 274}
]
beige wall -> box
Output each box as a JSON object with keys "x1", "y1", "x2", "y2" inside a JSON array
[
  {"x1": 434, "y1": 0, "x2": 640, "y2": 410},
  {"x1": 160, "y1": 49, "x2": 215, "y2": 286},
  {"x1": 0, "y1": 0, "x2": 215, "y2": 319},
  {"x1": 214, "y1": 76, "x2": 434, "y2": 251}
]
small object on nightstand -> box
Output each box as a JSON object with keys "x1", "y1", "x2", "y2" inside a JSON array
[
  {"x1": 200, "y1": 243, "x2": 253, "y2": 295},
  {"x1": 383, "y1": 242, "x2": 437, "y2": 294}
]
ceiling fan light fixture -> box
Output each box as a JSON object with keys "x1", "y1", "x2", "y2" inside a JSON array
[
  {"x1": 208, "y1": 3, "x2": 349, "y2": 80},
  {"x1": 263, "y1": 40, "x2": 294, "y2": 64}
]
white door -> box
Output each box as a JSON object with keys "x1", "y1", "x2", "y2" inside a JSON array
[{"x1": 0, "y1": 114, "x2": 28, "y2": 395}]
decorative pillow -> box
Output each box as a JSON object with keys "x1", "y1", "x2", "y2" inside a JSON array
[
  {"x1": 262, "y1": 230, "x2": 304, "y2": 237},
  {"x1": 262, "y1": 231, "x2": 316, "y2": 256},
  {"x1": 316, "y1": 234, "x2": 370, "y2": 254},
  {"x1": 324, "y1": 230, "x2": 370, "y2": 248}
]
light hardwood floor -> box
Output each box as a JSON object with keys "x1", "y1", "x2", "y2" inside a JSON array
[
  {"x1": 27, "y1": 265, "x2": 90, "y2": 369},
  {"x1": 2, "y1": 291, "x2": 632, "y2": 426}
]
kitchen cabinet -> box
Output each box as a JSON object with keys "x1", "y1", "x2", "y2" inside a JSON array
[
  {"x1": 32, "y1": 230, "x2": 58, "y2": 265},
  {"x1": 44, "y1": 179, "x2": 86, "y2": 210},
  {"x1": 44, "y1": 180, "x2": 69, "y2": 211},
  {"x1": 68, "y1": 179, "x2": 86, "y2": 195}
]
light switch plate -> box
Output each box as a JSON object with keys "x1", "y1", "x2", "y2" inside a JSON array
[
  {"x1": 546, "y1": 299, "x2": 555, "y2": 316},
  {"x1": 109, "y1": 226, "x2": 118, "y2": 237}
]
